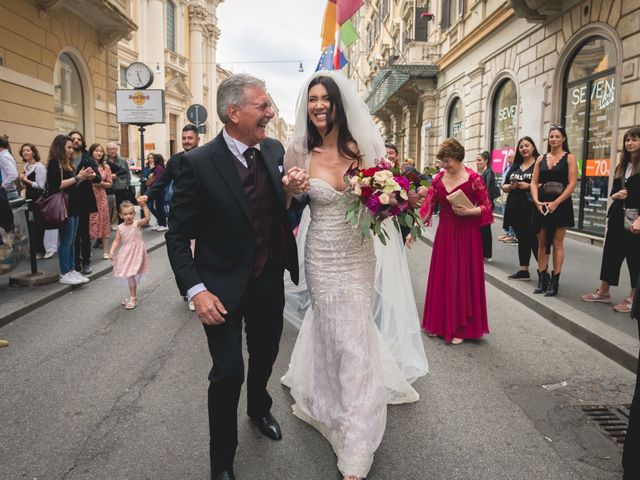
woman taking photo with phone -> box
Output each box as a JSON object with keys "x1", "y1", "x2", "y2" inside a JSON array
[{"x1": 530, "y1": 125, "x2": 578, "y2": 296}]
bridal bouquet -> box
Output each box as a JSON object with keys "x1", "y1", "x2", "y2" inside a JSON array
[{"x1": 344, "y1": 159, "x2": 425, "y2": 245}]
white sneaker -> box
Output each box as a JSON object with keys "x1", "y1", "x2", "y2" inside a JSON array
[
  {"x1": 155, "y1": 225, "x2": 168, "y2": 232},
  {"x1": 44, "y1": 251, "x2": 55, "y2": 259},
  {"x1": 59, "y1": 272, "x2": 83, "y2": 285},
  {"x1": 70, "y1": 271, "x2": 90, "y2": 283}
]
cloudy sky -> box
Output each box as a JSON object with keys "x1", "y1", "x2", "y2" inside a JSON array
[{"x1": 216, "y1": 0, "x2": 327, "y2": 124}]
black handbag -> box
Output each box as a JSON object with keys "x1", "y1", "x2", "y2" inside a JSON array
[
  {"x1": 542, "y1": 181, "x2": 564, "y2": 198},
  {"x1": 34, "y1": 166, "x2": 69, "y2": 228}
]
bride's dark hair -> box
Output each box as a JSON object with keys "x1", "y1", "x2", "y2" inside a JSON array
[{"x1": 306, "y1": 75, "x2": 361, "y2": 163}]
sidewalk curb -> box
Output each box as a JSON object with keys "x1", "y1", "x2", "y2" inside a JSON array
[
  {"x1": 0, "y1": 236, "x2": 167, "y2": 330},
  {"x1": 419, "y1": 234, "x2": 639, "y2": 373}
]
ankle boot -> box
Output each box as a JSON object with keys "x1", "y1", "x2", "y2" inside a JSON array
[
  {"x1": 544, "y1": 272, "x2": 560, "y2": 297},
  {"x1": 533, "y1": 270, "x2": 549, "y2": 294}
]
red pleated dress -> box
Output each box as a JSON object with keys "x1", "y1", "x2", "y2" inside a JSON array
[{"x1": 420, "y1": 168, "x2": 492, "y2": 342}]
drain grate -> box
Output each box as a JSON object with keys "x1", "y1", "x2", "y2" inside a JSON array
[{"x1": 580, "y1": 405, "x2": 630, "y2": 446}]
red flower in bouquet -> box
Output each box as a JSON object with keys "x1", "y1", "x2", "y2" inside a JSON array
[{"x1": 344, "y1": 159, "x2": 425, "y2": 244}]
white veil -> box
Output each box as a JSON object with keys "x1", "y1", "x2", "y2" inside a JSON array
[{"x1": 283, "y1": 70, "x2": 428, "y2": 383}]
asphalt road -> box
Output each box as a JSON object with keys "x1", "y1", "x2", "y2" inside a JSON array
[{"x1": 0, "y1": 241, "x2": 635, "y2": 480}]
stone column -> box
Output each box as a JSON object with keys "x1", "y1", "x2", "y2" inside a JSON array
[
  {"x1": 204, "y1": 22, "x2": 221, "y2": 138},
  {"x1": 147, "y1": 0, "x2": 165, "y2": 89},
  {"x1": 189, "y1": 5, "x2": 207, "y2": 105}
]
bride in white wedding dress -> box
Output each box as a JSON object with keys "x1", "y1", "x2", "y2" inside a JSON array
[{"x1": 281, "y1": 71, "x2": 428, "y2": 480}]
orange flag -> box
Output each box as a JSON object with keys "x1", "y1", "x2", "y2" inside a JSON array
[{"x1": 321, "y1": 1, "x2": 338, "y2": 50}]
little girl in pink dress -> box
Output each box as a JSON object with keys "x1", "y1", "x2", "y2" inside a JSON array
[{"x1": 110, "y1": 200, "x2": 150, "y2": 309}]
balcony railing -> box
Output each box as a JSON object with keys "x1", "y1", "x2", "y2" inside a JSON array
[{"x1": 164, "y1": 49, "x2": 189, "y2": 77}]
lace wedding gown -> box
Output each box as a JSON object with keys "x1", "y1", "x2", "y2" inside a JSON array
[{"x1": 282, "y1": 178, "x2": 419, "y2": 477}]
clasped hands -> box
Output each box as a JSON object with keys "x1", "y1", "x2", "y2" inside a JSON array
[
  {"x1": 536, "y1": 201, "x2": 558, "y2": 216},
  {"x1": 282, "y1": 166, "x2": 310, "y2": 195}
]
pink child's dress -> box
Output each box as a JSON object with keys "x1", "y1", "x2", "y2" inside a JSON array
[{"x1": 112, "y1": 222, "x2": 147, "y2": 280}]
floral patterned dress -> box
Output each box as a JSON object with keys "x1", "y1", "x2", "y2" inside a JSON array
[
  {"x1": 89, "y1": 163, "x2": 112, "y2": 239},
  {"x1": 420, "y1": 168, "x2": 493, "y2": 341}
]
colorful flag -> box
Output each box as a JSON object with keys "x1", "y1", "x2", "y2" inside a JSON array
[
  {"x1": 321, "y1": 1, "x2": 337, "y2": 50},
  {"x1": 339, "y1": 20, "x2": 358, "y2": 48},
  {"x1": 316, "y1": 45, "x2": 348, "y2": 71},
  {"x1": 335, "y1": 0, "x2": 363, "y2": 25},
  {"x1": 319, "y1": 0, "x2": 362, "y2": 69}
]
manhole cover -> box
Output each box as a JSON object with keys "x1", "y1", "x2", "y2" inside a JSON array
[{"x1": 580, "y1": 405, "x2": 630, "y2": 446}]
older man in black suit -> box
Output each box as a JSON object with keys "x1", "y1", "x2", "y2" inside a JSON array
[{"x1": 166, "y1": 74, "x2": 308, "y2": 480}]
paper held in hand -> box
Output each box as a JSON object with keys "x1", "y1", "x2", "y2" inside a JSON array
[{"x1": 446, "y1": 189, "x2": 474, "y2": 209}]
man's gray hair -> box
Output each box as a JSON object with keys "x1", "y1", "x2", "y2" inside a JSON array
[{"x1": 217, "y1": 74, "x2": 266, "y2": 124}]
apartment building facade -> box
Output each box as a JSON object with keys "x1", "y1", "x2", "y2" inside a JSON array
[{"x1": 346, "y1": 0, "x2": 639, "y2": 237}]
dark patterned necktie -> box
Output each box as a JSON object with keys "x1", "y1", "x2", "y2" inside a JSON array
[{"x1": 243, "y1": 147, "x2": 256, "y2": 169}]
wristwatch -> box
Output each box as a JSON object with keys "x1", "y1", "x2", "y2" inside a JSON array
[{"x1": 74, "y1": 174, "x2": 80, "y2": 183}]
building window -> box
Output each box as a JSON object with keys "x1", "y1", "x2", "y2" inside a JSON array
[
  {"x1": 563, "y1": 36, "x2": 617, "y2": 236},
  {"x1": 415, "y1": 7, "x2": 429, "y2": 42},
  {"x1": 166, "y1": 0, "x2": 176, "y2": 51},
  {"x1": 169, "y1": 113, "x2": 178, "y2": 156},
  {"x1": 119, "y1": 65, "x2": 127, "y2": 88},
  {"x1": 53, "y1": 53, "x2": 84, "y2": 134},
  {"x1": 440, "y1": 0, "x2": 463, "y2": 30},
  {"x1": 490, "y1": 79, "x2": 518, "y2": 180},
  {"x1": 447, "y1": 97, "x2": 464, "y2": 143}
]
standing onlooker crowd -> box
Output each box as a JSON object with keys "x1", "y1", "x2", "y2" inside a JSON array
[{"x1": 4, "y1": 130, "x2": 165, "y2": 287}]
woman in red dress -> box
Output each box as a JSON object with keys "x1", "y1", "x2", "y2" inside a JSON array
[{"x1": 420, "y1": 138, "x2": 492, "y2": 344}]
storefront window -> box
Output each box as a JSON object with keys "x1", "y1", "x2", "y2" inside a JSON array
[
  {"x1": 489, "y1": 79, "x2": 517, "y2": 214},
  {"x1": 447, "y1": 97, "x2": 464, "y2": 143},
  {"x1": 53, "y1": 53, "x2": 84, "y2": 134},
  {"x1": 563, "y1": 37, "x2": 616, "y2": 236},
  {"x1": 490, "y1": 79, "x2": 518, "y2": 177}
]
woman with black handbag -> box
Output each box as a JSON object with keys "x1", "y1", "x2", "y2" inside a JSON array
[
  {"x1": 45, "y1": 134, "x2": 96, "y2": 285},
  {"x1": 581, "y1": 128, "x2": 640, "y2": 312},
  {"x1": 530, "y1": 125, "x2": 578, "y2": 296}
]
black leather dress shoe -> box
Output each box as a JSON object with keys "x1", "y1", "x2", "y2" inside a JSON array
[
  {"x1": 251, "y1": 413, "x2": 282, "y2": 440},
  {"x1": 212, "y1": 470, "x2": 235, "y2": 480}
]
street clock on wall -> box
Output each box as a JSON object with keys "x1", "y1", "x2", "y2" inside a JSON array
[{"x1": 125, "y1": 62, "x2": 154, "y2": 89}]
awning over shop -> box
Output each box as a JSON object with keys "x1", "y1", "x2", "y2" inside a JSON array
[{"x1": 365, "y1": 64, "x2": 438, "y2": 114}]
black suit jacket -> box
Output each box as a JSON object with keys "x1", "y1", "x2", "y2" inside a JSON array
[
  {"x1": 146, "y1": 150, "x2": 185, "y2": 201},
  {"x1": 166, "y1": 131, "x2": 299, "y2": 313},
  {"x1": 75, "y1": 150, "x2": 102, "y2": 215}
]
